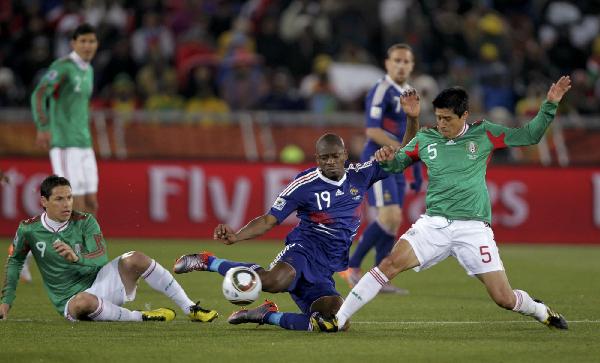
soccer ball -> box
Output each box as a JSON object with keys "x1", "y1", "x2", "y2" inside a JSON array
[{"x1": 222, "y1": 266, "x2": 262, "y2": 305}]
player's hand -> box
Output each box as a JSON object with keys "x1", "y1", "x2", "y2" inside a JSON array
[
  {"x1": 0, "y1": 303, "x2": 10, "y2": 320},
  {"x1": 374, "y1": 145, "x2": 396, "y2": 162},
  {"x1": 53, "y1": 240, "x2": 79, "y2": 263},
  {"x1": 400, "y1": 88, "x2": 420, "y2": 119},
  {"x1": 35, "y1": 131, "x2": 51, "y2": 150},
  {"x1": 546, "y1": 76, "x2": 571, "y2": 103},
  {"x1": 213, "y1": 224, "x2": 238, "y2": 245}
]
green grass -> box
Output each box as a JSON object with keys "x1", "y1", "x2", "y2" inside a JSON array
[{"x1": 1, "y1": 240, "x2": 599, "y2": 363}]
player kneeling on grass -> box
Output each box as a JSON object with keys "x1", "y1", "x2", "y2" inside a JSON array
[
  {"x1": 0, "y1": 175, "x2": 217, "y2": 323},
  {"x1": 335, "y1": 76, "x2": 572, "y2": 331},
  {"x1": 174, "y1": 128, "x2": 420, "y2": 332}
]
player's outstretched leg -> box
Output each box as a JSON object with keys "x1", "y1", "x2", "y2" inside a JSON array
[
  {"x1": 173, "y1": 251, "x2": 258, "y2": 277},
  {"x1": 512, "y1": 290, "x2": 568, "y2": 330},
  {"x1": 228, "y1": 300, "x2": 338, "y2": 332},
  {"x1": 137, "y1": 256, "x2": 218, "y2": 322}
]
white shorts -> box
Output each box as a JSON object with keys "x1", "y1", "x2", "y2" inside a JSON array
[
  {"x1": 401, "y1": 215, "x2": 504, "y2": 276},
  {"x1": 63, "y1": 256, "x2": 137, "y2": 320},
  {"x1": 50, "y1": 147, "x2": 98, "y2": 195}
]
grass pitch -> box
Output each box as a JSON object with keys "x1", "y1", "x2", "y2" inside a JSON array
[{"x1": 1, "y1": 239, "x2": 599, "y2": 363}]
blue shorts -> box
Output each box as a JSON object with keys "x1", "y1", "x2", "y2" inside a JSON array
[
  {"x1": 269, "y1": 243, "x2": 340, "y2": 314},
  {"x1": 367, "y1": 173, "x2": 406, "y2": 207}
]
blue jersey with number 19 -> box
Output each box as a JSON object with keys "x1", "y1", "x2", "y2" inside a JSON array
[{"x1": 269, "y1": 161, "x2": 389, "y2": 272}]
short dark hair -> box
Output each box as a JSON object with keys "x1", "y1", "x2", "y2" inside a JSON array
[
  {"x1": 386, "y1": 43, "x2": 413, "y2": 59},
  {"x1": 72, "y1": 23, "x2": 96, "y2": 40},
  {"x1": 316, "y1": 133, "x2": 344, "y2": 150},
  {"x1": 40, "y1": 175, "x2": 71, "y2": 199},
  {"x1": 432, "y1": 87, "x2": 469, "y2": 117}
]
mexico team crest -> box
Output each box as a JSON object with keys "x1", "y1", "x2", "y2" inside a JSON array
[{"x1": 467, "y1": 141, "x2": 478, "y2": 154}]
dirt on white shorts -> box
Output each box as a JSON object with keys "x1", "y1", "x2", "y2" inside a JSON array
[
  {"x1": 401, "y1": 214, "x2": 504, "y2": 276},
  {"x1": 50, "y1": 147, "x2": 98, "y2": 195},
  {"x1": 63, "y1": 256, "x2": 136, "y2": 320}
]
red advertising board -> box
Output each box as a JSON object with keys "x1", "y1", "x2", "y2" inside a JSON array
[{"x1": 1, "y1": 159, "x2": 599, "y2": 244}]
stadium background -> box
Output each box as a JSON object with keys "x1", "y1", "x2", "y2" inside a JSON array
[{"x1": 0, "y1": 0, "x2": 599, "y2": 242}]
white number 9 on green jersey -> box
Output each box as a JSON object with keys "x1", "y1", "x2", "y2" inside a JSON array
[{"x1": 36, "y1": 241, "x2": 47, "y2": 258}]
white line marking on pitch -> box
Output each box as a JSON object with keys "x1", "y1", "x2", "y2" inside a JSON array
[{"x1": 5, "y1": 319, "x2": 600, "y2": 324}]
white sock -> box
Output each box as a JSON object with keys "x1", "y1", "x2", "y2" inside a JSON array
[
  {"x1": 512, "y1": 289, "x2": 548, "y2": 322},
  {"x1": 142, "y1": 260, "x2": 195, "y2": 314},
  {"x1": 336, "y1": 267, "x2": 389, "y2": 327},
  {"x1": 88, "y1": 297, "x2": 142, "y2": 321}
]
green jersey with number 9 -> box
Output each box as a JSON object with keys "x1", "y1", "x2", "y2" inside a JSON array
[
  {"x1": 381, "y1": 100, "x2": 559, "y2": 223},
  {"x1": 1, "y1": 212, "x2": 108, "y2": 314}
]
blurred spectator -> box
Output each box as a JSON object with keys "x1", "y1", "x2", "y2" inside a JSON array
[
  {"x1": 107, "y1": 73, "x2": 139, "y2": 114},
  {"x1": 300, "y1": 54, "x2": 338, "y2": 113},
  {"x1": 218, "y1": 53, "x2": 265, "y2": 110},
  {"x1": 279, "y1": 144, "x2": 305, "y2": 164},
  {"x1": 131, "y1": 12, "x2": 175, "y2": 65},
  {"x1": 97, "y1": 37, "x2": 137, "y2": 92},
  {"x1": 258, "y1": 68, "x2": 306, "y2": 111},
  {"x1": 185, "y1": 66, "x2": 230, "y2": 124}
]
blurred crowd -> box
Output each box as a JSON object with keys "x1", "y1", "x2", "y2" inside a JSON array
[{"x1": 0, "y1": 0, "x2": 599, "y2": 122}]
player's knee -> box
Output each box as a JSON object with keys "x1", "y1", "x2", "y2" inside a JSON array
[
  {"x1": 68, "y1": 292, "x2": 97, "y2": 318},
  {"x1": 259, "y1": 271, "x2": 292, "y2": 293},
  {"x1": 120, "y1": 251, "x2": 151, "y2": 272},
  {"x1": 378, "y1": 208, "x2": 402, "y2": 232}
]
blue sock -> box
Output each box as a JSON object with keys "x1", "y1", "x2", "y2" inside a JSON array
[
  {"x1": 348, "y1": 222, "x2": 388, "y2": 268},
  {"x1": 207, "y1": 256, "x2": 257, "y2": 277},
  {"x1": 269, "y1": 312, "x2": 310, "y2": 331},
  {"x1": 375, "y1": 232, "x2": 396, "y2": 265}
]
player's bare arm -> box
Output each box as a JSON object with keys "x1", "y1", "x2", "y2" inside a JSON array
[
  {"x1": 366, "y1": 127, "x2": 403, "y2": 149},
  {"x1": 399, "y1": 88, "x2": 420, "y2": 148},
  {"x1": 375, "y1": 145, "x2": 396, "y2": 162},
  {"x1": 214, "y1": 214, "x2": 278, "y2": 245},
  {"x1": 546, "y1": 76, "x2": 571, "y2": 103},
  {"x1": 53, "y1": 240, "x2": 79, "y2": 262},
  {"x1": 35, "y1": 131, "x2": 51, "y2": 150}
]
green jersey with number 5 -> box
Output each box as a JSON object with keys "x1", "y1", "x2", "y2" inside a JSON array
[
  {"x1": 381, "y1": 100, "x2": 559, "y2": 223},
  {"x1": 1, "y1": 212, "x2": 108, "y2": 314},
  {"x1": 31, "y1": 52, "x2": 94, "y2": 148}
]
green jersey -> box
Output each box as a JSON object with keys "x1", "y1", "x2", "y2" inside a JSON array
[
  {"x1": 382, "y1": 100, "x2": 559, "y2": 223},
  {"x1": 1, "y1": 212, "x2": 109, "y2": 314},
  {"x1": 31, "y1": 51, "x2": 94, "y2": 148}
]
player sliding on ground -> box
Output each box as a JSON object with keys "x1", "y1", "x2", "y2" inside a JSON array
[
  {"x1": 1, "y1": 175, "x2": 218, "y2": 323},
  {"x1": 335, "y1": 76, "x2": 572, "y2": 331},
  {"x1": 173, "y1": 104, "x2": 419, "y2": 332}
]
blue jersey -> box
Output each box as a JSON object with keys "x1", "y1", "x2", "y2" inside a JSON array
[
  {"x1": 362, "y1": 75, "x2": 412, "y2": 161},
  {"x1": 269, "y1": 161, "x2": 389, "y2": 272}
]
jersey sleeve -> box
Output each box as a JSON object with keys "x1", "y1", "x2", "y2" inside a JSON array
[
  {"x1": 365, "y1": 85, "x2": 388, "y2": 129},
  {"x1": 355, "y1": 160, "x2": 390, "y2": 187},
  {"x1": 30, "y1": 62, "x2": 68, "y2": 131},
  {"x1": 268, "y1": 179, "x2": 303, "y2": 224},
  {"x1": 380, "y1": 135, "x2": 420, "y2": 173},
  {"x1": 483, "y1": 100, "x2": 558, "y2": 148},
  {"x1": 1, "y1": 224, "x2": 31, "y2": 306},
  {"x1": 74, "y1": 216, "x2": 109, "y2": 268}
]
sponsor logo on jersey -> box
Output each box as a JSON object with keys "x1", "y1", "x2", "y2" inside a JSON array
[
  {"x1": 445, "y1": 140, "x2": 455, "y2": 145},
  {"x1": 273, "y1": 197, "x2": 286, "y2": 211},
  {"x1": 335, "y1": 189, "x2": 344, "y2": 196}
]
